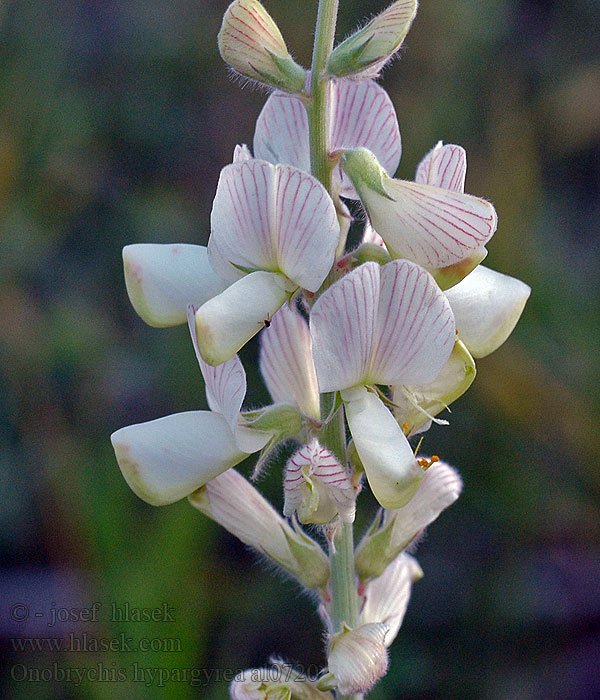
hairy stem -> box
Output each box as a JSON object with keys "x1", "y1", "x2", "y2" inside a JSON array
[
  {"x1": 308, "y1": 0, "x2": 339, "y2": 190},
  {"x1": 309, "y1": 2, "x2": 361, "y2": 699}
]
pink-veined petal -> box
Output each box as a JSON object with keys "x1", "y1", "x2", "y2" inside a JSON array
[
  {"x1": 195, "y1": 270, "x2": 293, "y2": 366},
  {"x1": 189, "y1": 469, "x2": 298, "y2": 574},
  {"x1": 259, "y1": 305, "x2": 320, "y2": 420},
  {"x1": 122, "y1": 244, "x2": 228, "y2": 327},
  {"x1": 310, "y1": 262, "x2": 380, "y2": 393},
  {"x1": 209, "y1": 159, "x2": 278, "y2": 280},
  {"x1": 209, "y1": 160, "x2": 338, "y2": 291},
  {"x1": 329, "y1": 80, "x2": 401, "y2": 198},
  {"x1": 342, "y1": 386, "x2": 423, "y2": 508},
  {"x1": 187, "y1": 305, "x2": 246, "y2": 420},
  {"x1": 311, "y1": 261, "x2": 454, "y2": 391},
  {"x1": 360, "y1": 553, "x2": 423, "y2": 647},
  {"x1": 368, "y1": 259, "x2": 455, "y2": 386},
  {"x1": 383, "y1": 459, "x2": 463, "y2": 549},
  {"x1": 254, "y1": 80, "x2": 400, "y2": 199},
  {"x1": 284, "y1": 440, "x2": 355, "y2": 524},
  {"x1": 445, "y1": 265, "x2": 531, "y2": 358},
  {"x1": 415, "y1": 142, "x2": 467, "y2": 193},
  {"x1": 273, "y1": 164, "x2": 339, "y2": 290},
  {"x1": 365, "y1": 179, "x2": 497, "y2": 268},
  {"x1": 254, "y1": 92, "x2": 311, "y2": 173},
  {"x1": 111, "y1": 411, "x2": 248, "y2": 506}
]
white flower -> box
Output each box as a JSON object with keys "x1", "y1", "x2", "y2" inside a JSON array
[
  {"x1": 195, "y1": 159, "x2": 339, "y2": 365},
  {"x1": 310, "y1": 260, "x2": 456, "y2": 508},
  {"x1": 110, "y1": 308, "x2": 271, "y2": 505},
  {"x1": 344, "y1": 146, "x2": 497, "y2": 269},
  {"x1": 254, "y1": 79, "x2": 401, "y2": 199},
  {"x1": 327, "y1": 623, "x2": 389, "y2": 695}
]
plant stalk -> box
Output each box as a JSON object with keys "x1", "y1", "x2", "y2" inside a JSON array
[{"x1": 309, "y1": 2, "x2": 361, "y2": 699}]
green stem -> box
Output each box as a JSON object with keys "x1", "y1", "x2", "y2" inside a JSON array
[
  {"x1": 309, "y1": 3, "x2": 361, "y2": 699},
  {"x1": 308, "y1": 0, "x2": 339, "y2": 189}
]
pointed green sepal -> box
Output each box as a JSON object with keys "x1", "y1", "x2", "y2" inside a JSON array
[
  {"x1": 342, "y1": 148, "x2": 394, "y2": 200},
  {"x1": 327, "y1": 0, "x2": 418, "y2": 79},
  {"x1": 283, "y1": 518, "x2": 330, "y2": 590}
]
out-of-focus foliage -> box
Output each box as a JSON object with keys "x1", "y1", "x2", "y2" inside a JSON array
[{"x1": 0, "y1": 1, "x2": 598, "y2": 699}]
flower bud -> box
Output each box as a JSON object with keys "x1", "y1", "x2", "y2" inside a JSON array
[
  {"x1": 230, "y1": 666, "x2": 333, "y2": 700},
  {"x1": 218, "y1": 0, "x2": 306, "y2": 93},
  {"x1": 355, "y1": 460, "x2": 462, "y2": 580},
  {"x1": 327, "y1": 1, "x2": 418, "y2": 80},
  {"x1": 189, "y1": 469, "x2": 329, "y2": 590},
  {"x1": 283, "y1": 440, "x2": 356, "y2": 525},
  {"x1": 327, "y1": 623, "x2": 389, "y2": 695}
]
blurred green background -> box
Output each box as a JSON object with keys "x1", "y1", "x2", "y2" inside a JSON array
[{"x1": 1, "y1": 0, "x2": 599, "y2": 698}]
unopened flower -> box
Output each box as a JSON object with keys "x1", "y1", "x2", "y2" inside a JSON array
[
  {"x1": 196, "y1": 159, "x2": 339, "y2": 365},
  {"x1": 310, "y1": 260, "x2": 455, "y2": 508},
  {"x1": 230, "y1": 664, "x2": 333, "y2": 700},
  {"x1": 327, "y1": 623, "x2": 389, "y2": 696},
  {"x1": 218, "y1": 0, "x2": 306, "y2": 93},
  {"x1": 189, "y1": 469, "x2": 329, "y2": 591},
  {"x1": 342, "y1": 147, "x2": 497, "y2": 269},
  {"x1": 360, "y1": 552, "x2": 423, "y2": 646},
  {"x1": 327, "y1": 0, "x2": 418, "y2": 80},
  {"x1": 283, "y1": 440, "x2": 356, "y2": 525},
  {"x1": 355, "y1": 460, "x2": 463, "y2": 580},
  {"x1": 254, "y1": 79, "x2": 401, "y2": 199}
]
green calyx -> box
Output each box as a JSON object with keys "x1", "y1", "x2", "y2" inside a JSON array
[{"x1": 341, "y1": 148, "x2": 393, "y2": 200}]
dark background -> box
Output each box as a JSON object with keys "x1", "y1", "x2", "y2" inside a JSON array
[{"x1": 1, "y1": 0, "x2": 599, "y2": 698}]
